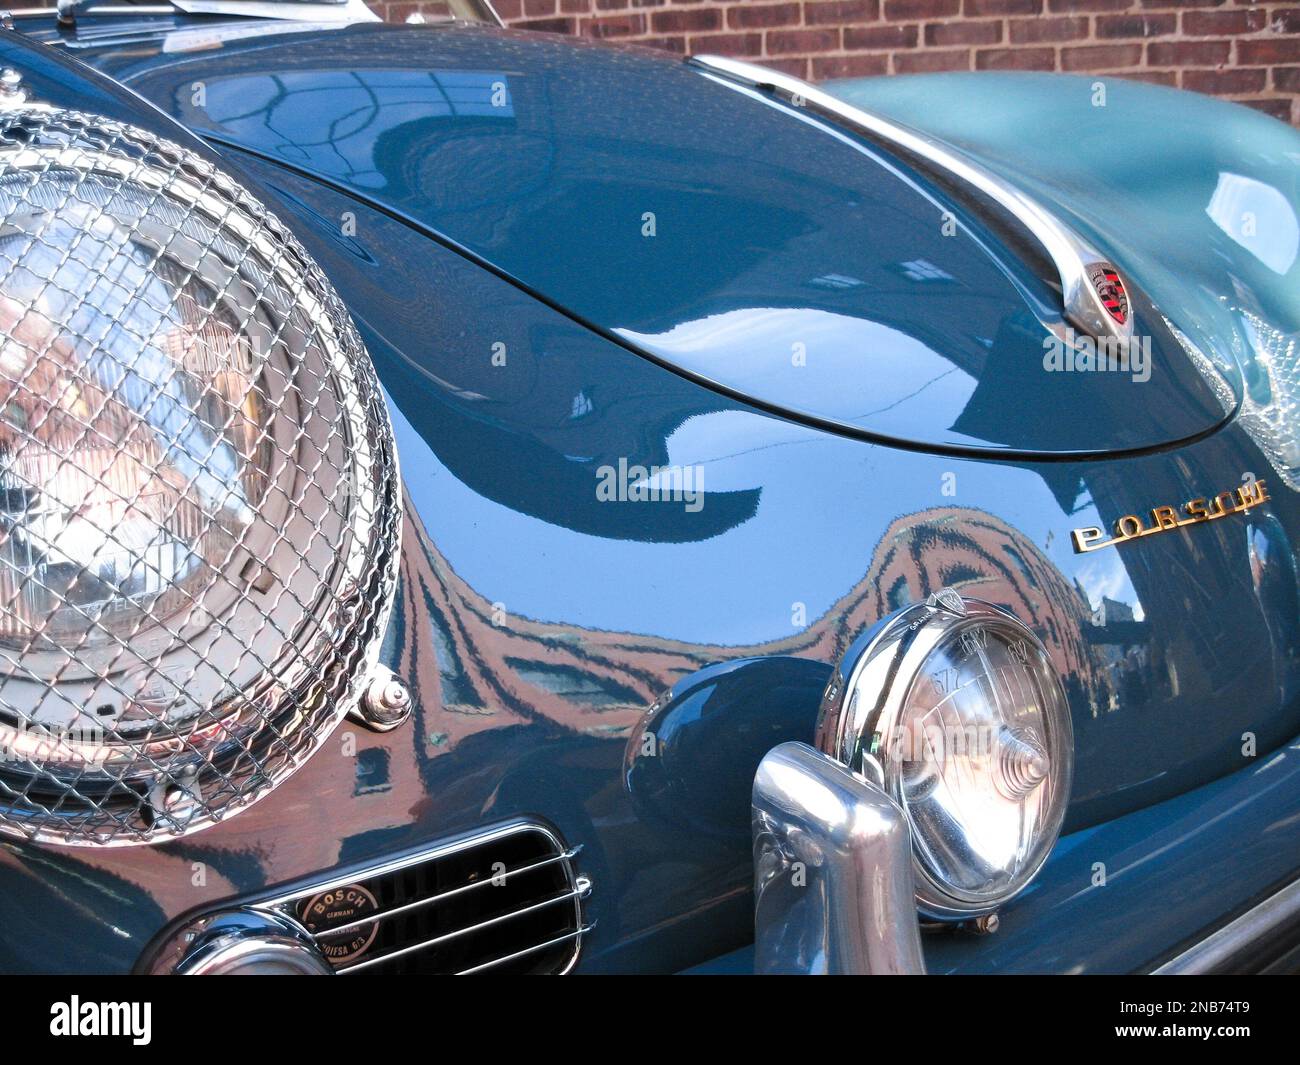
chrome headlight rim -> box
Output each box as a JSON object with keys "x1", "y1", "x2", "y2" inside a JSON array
[
  {"x1": 0, "y1": 107, "x2": 402, "y2": 846},
  {"x1": 817, "y1": 590, "x2": 1074, "y2": 921}
]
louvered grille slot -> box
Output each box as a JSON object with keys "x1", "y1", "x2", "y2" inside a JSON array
[{"x1": 266, "y1": 823, "x2": 590, "y2": 975}]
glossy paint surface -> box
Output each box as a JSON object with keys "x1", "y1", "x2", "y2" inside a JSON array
[
  {"x1": 54, "y1": 18, "x2": 1237, "y2": 457},
  {"x1": 829, "y1": 72, "x2": 1300, "y2": 349},
  {"x1": 0, "y1": 22, "x2": 1296, "y2": 975}
]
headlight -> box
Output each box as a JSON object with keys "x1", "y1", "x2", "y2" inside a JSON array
[
  {"x1": 817, "y1": 589, "x2": 1072, "y2": 920},
  {"x1": 0, "y1": 197, "x2": 265, "y2": 646},
  {"x1": 0, "y1": 108, "x2": 401, "y2": 845}
]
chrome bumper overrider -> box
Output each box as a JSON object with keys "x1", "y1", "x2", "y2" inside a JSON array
[{"x1": 752, "y1": 741, "x2": 925, "y2": 974}]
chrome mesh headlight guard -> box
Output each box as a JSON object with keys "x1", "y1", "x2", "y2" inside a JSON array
[{"x1": 0, "y1": 107, "x2": 402, "y2": 846}]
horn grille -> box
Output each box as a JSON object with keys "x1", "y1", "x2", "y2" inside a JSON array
[
  {"x1": 144, "y1": 822, "x2": 593, "y2": 975},
  {"x1": 275, "y1": 823, "x2": 593, "y2": 975}
]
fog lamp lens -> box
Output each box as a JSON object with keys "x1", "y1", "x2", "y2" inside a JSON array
[{"x1": 818, "y1": 589, "x2": 1073, "y2": 919}]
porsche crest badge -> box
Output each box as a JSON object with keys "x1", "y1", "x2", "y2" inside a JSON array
[{"x1": 1088, "y1": 262, "x2": 1129, "y2": 326}]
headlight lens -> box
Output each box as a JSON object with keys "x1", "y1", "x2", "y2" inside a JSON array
[
  {"x1": 0, "y1": 108, "x2": 401, "y2": 846},
  {"x1": 818, "y1": 590, "x2": 1073, "y2": 919},
  {"x1": 0, "y1": 194, "x2": 270, "y2": 647}
]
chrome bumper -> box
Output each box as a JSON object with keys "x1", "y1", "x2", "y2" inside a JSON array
[
  {"x1": 752, "y1": 741, "x2": 925, "y2": 974},
  {"x1": 1153, "y1": 877, "x2": 1300, "y2": 974}
]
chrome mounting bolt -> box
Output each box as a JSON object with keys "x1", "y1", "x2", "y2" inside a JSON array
[
  {"x1": 350, "y1": 665, "x2": 413, "y2": 733},
  {"x1": 0, "y1": 68, "x2": 25, "y2": 107}
]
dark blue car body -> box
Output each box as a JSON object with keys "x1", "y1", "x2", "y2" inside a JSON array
[{"x1": 0, "y1": 10, "x2": 1297, "y2": 974}]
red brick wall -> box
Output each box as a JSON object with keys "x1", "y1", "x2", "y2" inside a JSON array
[{"x1": 374, "y1": 0, "x2": 1300, "y2": 123}]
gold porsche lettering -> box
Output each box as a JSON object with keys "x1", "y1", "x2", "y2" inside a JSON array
[{"x1": 1071, "y1": 479, "x2": 1269, "y2": 553}]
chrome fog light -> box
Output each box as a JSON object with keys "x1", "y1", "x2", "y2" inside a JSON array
[
  {"x1": 817, "y1": 589, "x2": 1073, "y2": 920},
  {"x1": 0, "y1": 108, "x2": 401, "y2": 845}
]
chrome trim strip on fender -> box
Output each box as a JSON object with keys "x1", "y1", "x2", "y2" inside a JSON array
[
  {"x1": 689, "y1": 54, "x2": 1135, "y2": 343},
  {"x1": 1153, "y1": 877, "x2": 1300, "y2": 974},
  {"x1": 752, "y1": 741, "x2": 926, "y2": 974}
]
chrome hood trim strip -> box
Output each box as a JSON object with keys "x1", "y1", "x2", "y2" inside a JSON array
[{"x1": 690, "y1": 54, "x2": 1136, "y2": 344}]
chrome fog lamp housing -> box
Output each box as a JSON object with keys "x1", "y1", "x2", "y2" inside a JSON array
[
  {"x1": 817, "y1": 589, "x2": 1073, "y2": 920},
  {"x1": 153, "y1": 909, "x2": 334, "y2": 976},
  {"x1": 0, "y1": 108, "x2": 401, "y2": 845}
]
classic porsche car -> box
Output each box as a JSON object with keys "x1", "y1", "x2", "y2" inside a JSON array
[{"x1": 0, "y1": 0, "x2": 1295, "y2": 976}]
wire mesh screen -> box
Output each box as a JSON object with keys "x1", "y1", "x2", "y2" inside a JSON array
[{"x1": 0, "y1": 107, "x2": 401, "y2": 845}]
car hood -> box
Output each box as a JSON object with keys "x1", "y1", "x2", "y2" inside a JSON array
[{"x1": 61, "y1": 20, "x2": 1238, "y2": 457}]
